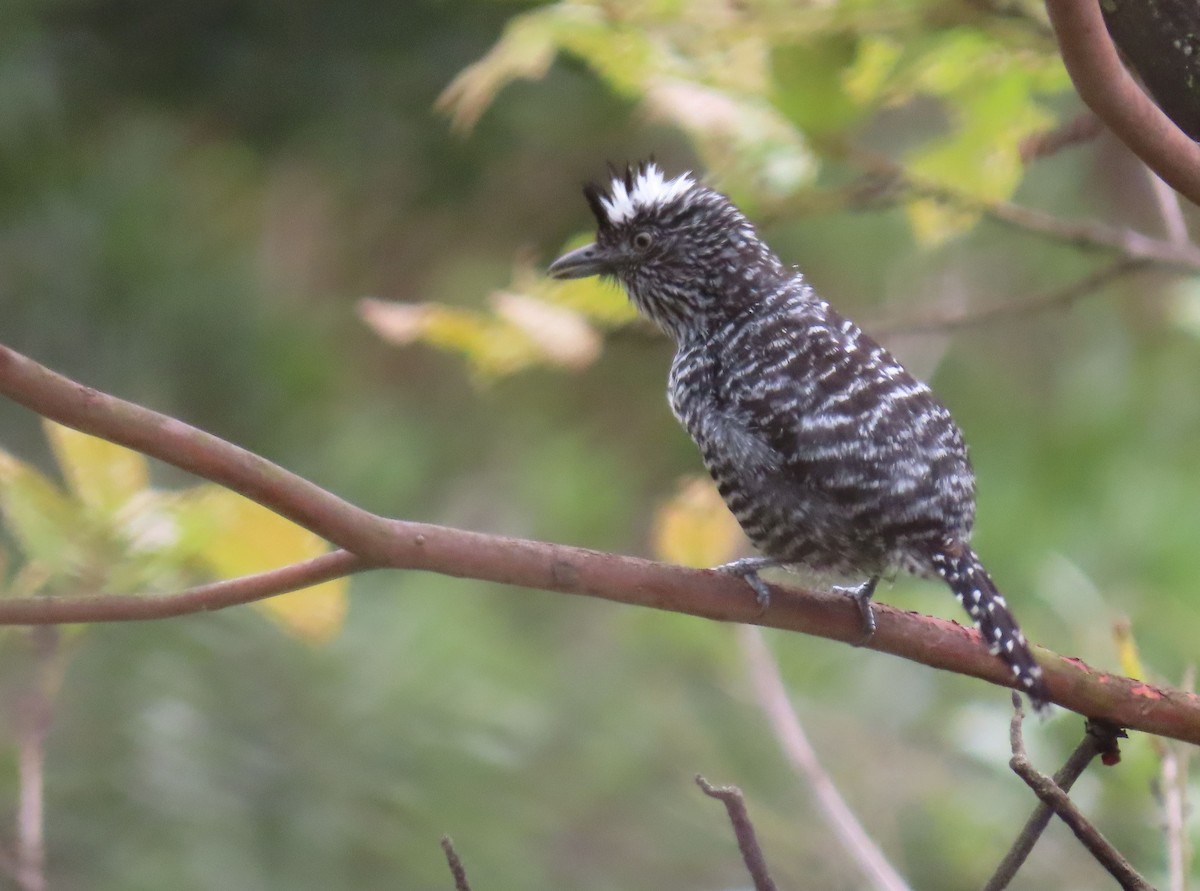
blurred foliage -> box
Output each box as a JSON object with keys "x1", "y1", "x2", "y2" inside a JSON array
[
  {"x1": 0, "y1": 421, "x2": 345, "y2": 639},
  {"x1": 0, "y1": 0, "x2": 1197, "y2": 890},
  {"x1": 399, "y1": 0, "x2": 1069, "y2": 377}
]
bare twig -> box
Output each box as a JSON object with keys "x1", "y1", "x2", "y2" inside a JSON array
[
  {"x1": 1144, "y1": 166, "x2": 1191, "y2": 247},
  {"x1": 11, "y1": 628, "x2": 61, "y2": 891},
  {"x1": 738, "y1": 626, "x2": 912, "y2": 891},
  {"x1": 1160, "y1": 744, "x2": 1188, "y2": 891},
  {"x1": 1159, "y1": 666, "x2": 1194, "y2": 891},
  {"x1": 872, "y1": 258, "x2": 1146, "y2": 336},
  {"x1": 440, "y1": 836, "x2": 472, "y2": 891},
  {"x1": 0, "y1": 550, "x2": 367, "y2": 624},
  {"x1": 984, "y1": 706, "x2": 1126, "y2": 891},
  {"x1": 803, "y1": 143, "x2": 1200, "y2": 274},
  {"x1": 963, "y1": 198, "x2": 1200, "y2": 271},
  {"x1": 1006, "y1": 695, "x2": 1154, "y2": 891},
  {"x1": 1045, "y1": 0, "x2": 1200, "y2": 208},
  {"x1": 1, "y1": 344, "x2": 1199, "y2": 743},
  {"x1": 1019, "y1": 112, "x2": 1103, "y2": 163},
  {"x1": 696, "y1": 776, "x2": 779, "y2": 891}
]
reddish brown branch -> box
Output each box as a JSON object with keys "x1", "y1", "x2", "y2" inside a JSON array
[
  {"x1": 1045, "y1": 0, "x2": 1200, "y2": 208},
  {"x1": 696, "y1": 776, "x2": 778, "y2": 891},
  {"x1": 1, "y1": 343, "x2": 1199, "y2": 743}
]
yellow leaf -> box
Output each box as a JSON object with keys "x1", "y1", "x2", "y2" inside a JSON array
[
  {"x1": 1112, "y1": 617, "x2": 1145, "y2": 681},
  {"x1": 44, "y1": 420, "x2": 149, "y2": 514},
  {"x1": 189, "y1": 485, "x2": 347, "y2": 642},
  {"x1": 255, "y1": 579, "x2": 348, "y2": 645},
  {"x1": 652, "y1": 475, "x2": 745, "y2": 567}
]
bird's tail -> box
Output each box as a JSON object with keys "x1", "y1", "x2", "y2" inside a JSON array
[{"x1": 931, "y1": 542, "x2": 1049, "y2": 711}]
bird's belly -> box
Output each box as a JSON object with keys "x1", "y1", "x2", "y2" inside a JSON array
[{"x1": 697, "y1": 432, "x2": 961, "y2": 577}]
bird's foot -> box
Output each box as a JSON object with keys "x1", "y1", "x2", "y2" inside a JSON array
[
  {"x1": 713, "y1": 556, "x2": 780, "y2": 612},
  {"x1": 832, "y1": 576, "x2": 879, "y2": 646}
]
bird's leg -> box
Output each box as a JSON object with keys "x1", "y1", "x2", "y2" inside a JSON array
[
  {"x1": 713, "y1": 556, "x2": 780, "y2": 611},
  {"x1": 832, "y1": 576, "x2": 879, "y2": 645}
]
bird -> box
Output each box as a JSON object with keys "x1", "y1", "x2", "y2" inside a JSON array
[{"x1": 547, "y1": 161, "x2": 1049, "y2": 710}]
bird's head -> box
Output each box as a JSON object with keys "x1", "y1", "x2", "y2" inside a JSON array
[{"x1": 548, "y1": 162, "x2": 784, "y2": 341}]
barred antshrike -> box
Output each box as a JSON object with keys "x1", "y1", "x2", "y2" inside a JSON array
[{"x1": 548, "y1": 162, "x2": 1048, "y2": 709}]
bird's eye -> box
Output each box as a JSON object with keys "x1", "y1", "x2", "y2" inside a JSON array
[{"x1": 632, "y1": 231, "x2": 654, "y2": 251}]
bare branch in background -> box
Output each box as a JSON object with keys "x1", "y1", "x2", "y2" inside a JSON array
[
  {"x1": 1005, "y1": 695, "x2": 1153, "y2": 891},
  {"x1": 984, "y1": 711, "x2": 1126, "y2": 891},
  {"x1": 0, "y1": 551, "x2": 367, "y2": 624},
  {"x1": 440, "y1": 836, "x2": 473, "y2": 891},
  {"x1": 9, "y1": 628, "x2": 63, "y2": 891},
  {"x1": 1019, "y1": 113, "x2": 1103, "y2": 163},
  {"x1": 791, "y1": 144, "x2": 1200, "y2": 272},
  {"x1": 737, "y1": 626, "x2": 911, "y2": 891},
  {"x1": 871, "y1": 258, "x2": 1146, "y2": 337},
  {"x1": 1, "y1": 343, "x2": 1199, "y2": 743},
  {"x1": 1157, "y1": 667, "x2": 1194, "y2": 891},
  {"x1": 695, "y1": 776, "x2": 779, "y2": 891},
  {"x1": 1045, "y1": 0, "x2": 1200, "y2": 208}
]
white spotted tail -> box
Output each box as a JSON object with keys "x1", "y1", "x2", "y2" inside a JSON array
[{"x1": 931, "y1": 541, "x2": 1048, "y2": 711}]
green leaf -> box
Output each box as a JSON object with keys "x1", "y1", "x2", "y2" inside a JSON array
[{"x1": 773, "y1": 37, "x2": 867, "y2": 137}]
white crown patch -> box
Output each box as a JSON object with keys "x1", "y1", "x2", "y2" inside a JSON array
[{"x1": 601, "y1": 163, "x2": 696, "y2": 224}]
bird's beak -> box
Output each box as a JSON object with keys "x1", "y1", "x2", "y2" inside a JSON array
[{"x1": 547, "y1": 242, "x2": 609, "y2": 280}]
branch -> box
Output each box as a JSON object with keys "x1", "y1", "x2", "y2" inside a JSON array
[
  {"x1": 10, "y1": 628, "x2": 58, "y2": 891},
  {"x1": 984, "y1": 711, "x2": 1125, "y2": 891},
  {"x1": 871, "y1": 258, "x2": 1145, "y2": 336},
  {"x1": 1, "y1": 343, "x2": 1200, "y2": 744},
  {"x1": 1019, "y1": 112, "x2": 1103, "y2": 163},
  {"x1": 696, "y1": 776, "x2": 778, "y2": 891},
  {"x1": 973, "y1": 199, "x2": 1200, "y2": 271},
  {"x1": 798, "y1": 144, "x2": 1200, "y2": 272},
  {"x1": 1045, "y1": 0, "x2": 1200, "y2": 208},
  {"x1": 440, "y1": 836, "x2": 473, "y2": 891},
  {"x1": 0, "y1": 551, "x2": 367, "y2": 623},
  {"x1": 1006, "y1": 695, "x2": 1154, "y2": 891},
  {"x1": 738, "y1": 626, "x2": 911, "y2": 891}
]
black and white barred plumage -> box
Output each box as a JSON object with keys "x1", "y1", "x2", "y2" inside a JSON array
[{"x1": 549, "y1": 162, "x2": 1048, "y2": 709}]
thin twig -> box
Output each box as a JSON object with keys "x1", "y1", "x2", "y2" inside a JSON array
[
  {"x1": 872, "y1": 258, "x2": 1146, "y2": 336},
  {"x1": 984, "y1": 705, "x2": 1125, "y2": 890},
  {"x1": 696, "y1": 776, "x2": 779, "y2": 891},
  {"x1": 802, "y1": 143, "x2": 1200, "y2": 273},
  {"x1": 1, "y1": 344, "x2": 1200, "y2": 743},
  {"x1": 738, "y1": 626, "x2": 912, "y2": 891},
  {"x1": 0, "y1": 550, "x2": 367, "y2": 623},
  {"x1": 12, "y1": 628, "x2": 60, "y2": 891},
  {"x1": 1045, "y1": 0, "x2": 1200, "y2": 208},
  {"x1": 1144, "y1": 165, "x2": 1191, "y2": 247},
  {"x1": 1160, "y1": 666, "x2": 1194, "y2": 891},
  {"x1": 961, "y1": 197, "x2": 1200, "y2": 272},
  {"x1": 1019, "y1": 112, "x2": 1103, "y2": 163},
  {"x1": 440, "y1": 836, "x2": 472, "y2": 891},
  {"x1": 1160, "y1": 744, "x2": 1187, "y2": 891},
  {"x1": 1006, "y1": 695, "x2": 1154, "y2": 891}
]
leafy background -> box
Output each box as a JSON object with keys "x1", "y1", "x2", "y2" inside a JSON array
[{"x1": 0, "y1": 0, "x2": 1198, "y2": 888}]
